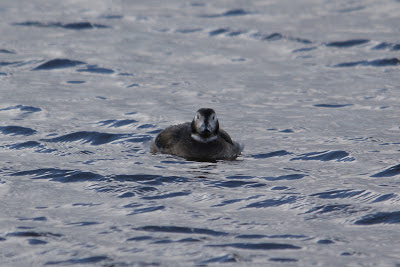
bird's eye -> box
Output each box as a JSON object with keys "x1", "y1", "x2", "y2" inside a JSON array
[
  {"x1": 212, "y1": 115, "x2": 215, "y2": 120},
  {"x1": 197, "y1": 114, "x2": 200, "y2": 119}
]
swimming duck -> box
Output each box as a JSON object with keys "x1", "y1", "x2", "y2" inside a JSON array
[{"x1": 151, "y1": 108, "x2": 242, "y2": 161}]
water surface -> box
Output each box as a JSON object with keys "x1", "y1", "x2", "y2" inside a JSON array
[{"x1": 1, "y1": 0, "x2": 400, "y2": 265}]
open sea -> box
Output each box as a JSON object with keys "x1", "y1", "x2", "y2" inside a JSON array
[{"x1": 1, "y1": 0, "x2": 400, "y2": 266}]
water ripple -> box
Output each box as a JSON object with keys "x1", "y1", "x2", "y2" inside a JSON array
[
  {"x1": 33, "y1": 59, "x2": 85, "y2": 70},
  {"x1": 0, "y1": 105, "x2": 41, "y2": 113},
  {"x1": 201, "y1": 8, "x2": 250, "y2": 18},
  {"x1": 45, "y1": 256, "x2": 110, "y2": 265},
  {"x1": 10, "y1": 168, "x2": 105, "y2": 183},
  {"x1": 40, "y1": 131, "x2": 131, "y2": 145},
  {"x1": 326, "y1": 39, "x2": 369, "y2": 47},
  {"x1": 313, "y1": 104, "x2": 353, "y2": 108},
  {"x1": 354, "y1": 211, "x2": 400, "y2": 225},
  {"x1": 290, "y1": 150, "x2": 355, "y2": 162},
  {"x1": 135, "y1": 226, "x2": 229, "y2": 237},
  {"x1": 98, "y1": 119, "x2": 138, "y2": 128},
  {"x1": 244, "y1": 196, "x2": 298, "y2": 208},
  {"x1": 0, "y1": 126, "x2": 37, "y2": 136},
  {"x1": 334, "y1": 58, "x2": 400, "y2": 67},
  {"x1": 77, "y1": 65, "x2": 115, "y2": 74},
  {"x1": 371, "y1": 164, "x2": 400, "y2": 177},
  {"x1": 12, "y1": 21, "x2": 109, "y2": 30},
  {"x1": 263, "y1": 174, "x2": 306, "y2": 181},
  {"x1": 141, "y1": 191, "x2": 191, "y2": 200},
  {"x1": 251, "y1": 150, "x2": 292, "y2": 159},
  {"x1": 207, "y1": 242, "x2": 301, "y2": 250}
]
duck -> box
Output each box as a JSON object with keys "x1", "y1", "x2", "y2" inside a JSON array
[{"x1": 151, "y1": 108, "x2": 243, "y2": 161}]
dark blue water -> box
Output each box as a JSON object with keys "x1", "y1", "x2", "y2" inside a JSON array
[{"x1": 1, "y1": 0, "x2": 400, "y2": 265}]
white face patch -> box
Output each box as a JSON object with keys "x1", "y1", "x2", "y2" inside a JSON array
[
  {"x1": 194, "y1": 112, "x2": 206, "y2": 132},
  {"x1": 193, "y1": 111, "x2": 218, "y2": 133},
  {"x1": 208, "y1": 113, "x2": 218, "y2": 132}
]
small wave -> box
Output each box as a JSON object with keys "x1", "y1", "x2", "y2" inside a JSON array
[
  {"x1": 67, "y1": 80, "x2": 85, "y2": 84},
  {"x1": 137, "y1": 124, "x2": 155, "y2": 129},
  {"x1": 40, "y1": 131, "x2": 130, "y2": 145},
  {"x1": 201, "y1": 8, "x2": 250, "y2": 18},
  {"x1": 225, "y1": 175, "x2": 254, "y2": 179},
  {"x1": 290, "y1": 150, "x2": 355, "y2": 162},
  {"x1": 98, "y1": 119, "x2": 138, "y2": 128},
  {"x1": 271, "y1": 186, "x2": 289, "y2": 190},
  {"x1": 354, "y1": 211, "x2": 400, "y2": 225},
  {"x1": 310, "y1": 188, "x2": 398, "y2": 203},
  {"x1": 212, "y1": 197, "x2": 255, "y2": 207},
  {"x1": 221, "y1": 9, "x2": 249, "y2": 16},
  {"x1": 94, "y1": 182, "x2": 158, "y2": 197},
  {"x1": 280, "y1": 129, "x2": 294, "y2": 133},
  {"x1": 371, "y1": 164, "x2": 400, "y2": 177},
  {"x1": 264, "y1": 174, "x2": 306, "y2": 181},
  {"x1": 33, "y1": 59, "x2": 86, "y2": 70},
  {"x1": 111, "y1": 174, "x2": 189, "y2": 187},
  {"x1": 207, "y1": 242, "x2": 301, "y2": 250},
  {"x1": 18, "y1": 216, "x2": 47, "y2": 221},
  {"x1": 45, "y1": 256, "x2": 110, "y2": 265},
  {"x1": 209, "y1": 28, "x2": 230, "y2": 36},
  {"x1": 12, "y1": 21, "x2": 109, "y2": 30},
  {"x1": 227, "y1": 30, "x2": 246, "y2": 36},
  {"x1": 10, "y1": 168, "x2": 104, "y2": 183},
  {"x1": 0, "y1": 49, "x2": 15, "y2": 54},
  {"x1": 19, "y1": 106, "x2": 41, "y2": 113},
  {"x1": 113, "y1": 174, "x2": 163, "y2": 182},
  {"x1": 8, "y1": 141, "x2": 56, "y2": 153},
  {"x1": 303, "y1": 204, "x2": 361, "y2": 219},
  {"x1": 251, "y1": 150, "x2": 292, "y2": 159},
  {"x1": 313, "y1": 104, "x2": 353, "y2": 108},
  {"x1": 65, "y1": 221, "x2": 101, "y2": 226},
  {"x1": 262, "y1": 32, "x2": 284, "y2": 41},
  {"x1": 126, "y1": 135, "x2": 152, "y2": 143},
  {"x1": 311, "y1": 189, "x2": 364, "y2": 199},
  {"x1": 128, "y1": 206, "x2": 165, "y2": 215},
  {"x1": 77, "y1": 65, "x2": 114, "y2": 74},
  {"x1": 270, "y1": 258, "x2": 298, "y2": 262},
  {"x1": 392, "y1": 44, "x2": 400, "y2": 50},
  {"x1": 334, "y1": 58, "x2": 400, "y2": 67},
  {"x1": 135, "y1": 225, "x2": 229, "y2": 236},
  {"x1": 198, "y1": 254, "x2": 249, "y2": 264},
  {"x1": 126, "y1": 236, "x2": 152, "y2": 242},
  {"x1": 325, "y1": 39, "x2": 369, "y2": 48},
  {"x1": 141, "y1": 191, "x2": 191, "y2": 200},
  {"x1": 175, "y1": 28, "x2": 202, "y2": 34},
  {"x1": 214, "y1": 180, "x2": 266, "y2": 188},
  {"x1": 317, "y1": 239, "x2": 335, "y2": 244},
  {"x1": 243, "y1": 196, "x2": 298, "y2": 208},
  {"x1": 372, "y1": 42, "x2": 400, "y2": 51},
  {"x1": 292, "y1": 46, "x2": 317, "y2": 53},
  {"x1": 207, "y1": 28, "x2": 247, "y2": 37},
  {"x1": 0, "y1": 61, "x2": 22, "y2": 66},
  {"x1": 99, "y1": 15, "x2": 123, "y2": 19},
  {"x1": 0, "y1": 126, "x2": 37, "y2": 136},
  {"x1": 6, "y1": 231, "x2": 62, "y2": 238},
  {"x1": 9, "y1": 141, "x2": 40, "y2": 149},
  {"x1": 28, "y1": 239, "x2": 48, "y2": 245},
  {"x1": 236, "y1": 234, "x2": 307, "y2": 239},
  {"x1": 253, "y1": 32, "x2": 312, "y2": 44}
]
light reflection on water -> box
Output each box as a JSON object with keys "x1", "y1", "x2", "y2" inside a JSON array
[{"x1": 1, "y1": 0, "x2": 400, "y2": 265}]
